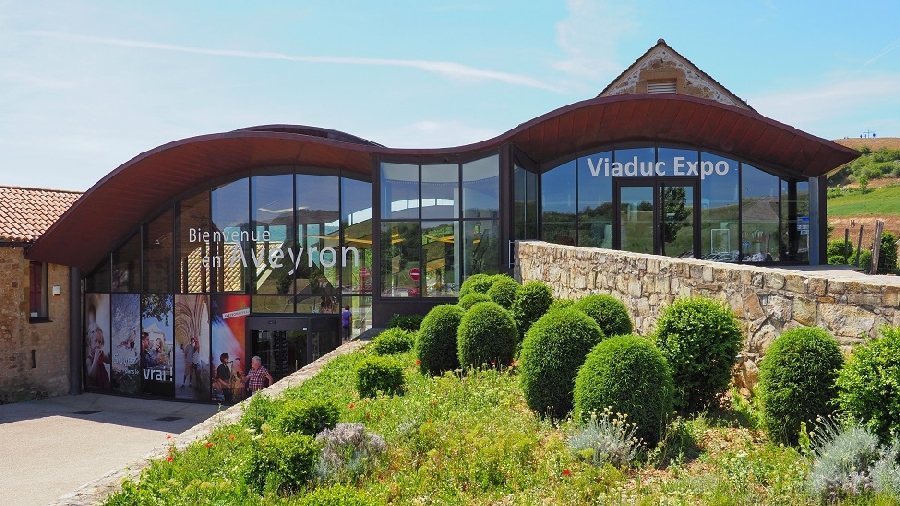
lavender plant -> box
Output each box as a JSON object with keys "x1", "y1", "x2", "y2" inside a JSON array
[
  {"x1": 315, "y1": 423, "x2": 386, "y2": 484},
  {"x1": 566, "y1": 407, "x2": 644, "y2": 468}
]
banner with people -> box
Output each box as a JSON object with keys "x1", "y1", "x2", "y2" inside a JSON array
[
  {"x1": 141, "y1": 294, "x2": 175, "y2": 397},
  {"x1": 110, "y1": 294, "x2": 140, "y2": 394},
  {"x1": 174, "y1": 294, "x2": 211, "y2": 401},
  {"x1": 84, "y1": 293, "x2": 111, "y2": 391},
  {"x1": 211, "y1": 294, "x2": 250, "y2": 404}
]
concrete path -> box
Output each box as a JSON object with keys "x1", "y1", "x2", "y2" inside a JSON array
[{"x1": 0, "y1": 393, "x2": 218, "y2": 505}]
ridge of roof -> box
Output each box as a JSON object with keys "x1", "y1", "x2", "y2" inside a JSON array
[{"x1": 0, "y1": 184, "x2": 83, "y2": 194}]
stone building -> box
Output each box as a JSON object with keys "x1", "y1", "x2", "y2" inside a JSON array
[{"x1": 0, "y1": 186, "x2": 81, "y2": 402}]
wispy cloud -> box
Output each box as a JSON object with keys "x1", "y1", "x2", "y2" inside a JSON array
[
  {"x1": 25, "y1": 30, "x2": 560, "y2": 92},
  {"x1": 552, "y1": 0, "x2": 635, "y2": 83},
  {"x1": 863, "y1": 37, "x2": 900, "y2": 67}
]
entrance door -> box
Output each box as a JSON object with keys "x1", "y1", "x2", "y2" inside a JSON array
[
  {"x1": 614, "y1": 179, "x2": 699, "y2": 258},
  {"x1": 247, "y1": 316, "x2": 341, "y2": 381}
]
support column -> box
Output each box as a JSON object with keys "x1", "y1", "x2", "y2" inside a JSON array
[
  {"x1": 69, "y1": 267, "x2": 82, "y2": 395},
  {"x1": 808, "y1": 176, "x2": 827, "y2": 265}
]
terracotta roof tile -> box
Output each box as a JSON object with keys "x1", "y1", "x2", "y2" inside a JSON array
[{"x1": 0, "y1": 186, "x2": 82, "y2": 243}]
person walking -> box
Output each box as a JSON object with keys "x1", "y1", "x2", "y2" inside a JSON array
[
  {"x1": 244, "y1": 356, "x2": 274, "y2": 395},
  {"x1": 341, "y1": 305, "x2": 352, "y2": 341}
]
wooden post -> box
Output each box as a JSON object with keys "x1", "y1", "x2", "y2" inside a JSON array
[
  {"x1": 871, "y1": 220, "x2": 884, "y2": 275},
  {"x1": 843, "y1": 228, "x2": 850, "y2": 263},
  {"x1": 854, "y1": 225, "x2": 864, "y2": 267}
]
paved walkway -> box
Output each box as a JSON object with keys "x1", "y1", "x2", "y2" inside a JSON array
[{"x1": 0, "y1": 393, "x2": 218, "y2": 505}]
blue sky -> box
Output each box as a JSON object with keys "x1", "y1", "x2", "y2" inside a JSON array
[{"x1": 1, "y1": 1, "x2": 899, "y2": 190}]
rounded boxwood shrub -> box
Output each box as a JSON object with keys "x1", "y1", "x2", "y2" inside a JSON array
[
  {"x1": 356, "y1": 356, "x2": 405, "y2": 398},
  {"x1": 458, "y1": 293, "x2": 492, "y2": 311},
  {"x1": 273, "y1": 398, "x2": 340, "y2": 436},
  {"x1": 487, "y1": 275, "x2": 520, "y2": 309},
  {"x1": 370, "y1": 327, "x2": 415, "y2": 355},
  {"x1": 245, "y1": 432, "x2": 321, "y2": 495},
  {"x1": 387, "y1": 313, "x2": 423, "y2": 332},
  {"x1": 573, "y1": 294, "x2": 633, "y2": 337},
  {"x1": 837, "y1": 326, "x2": 900, "y2": 442},
  {"x1": 296, "y1": 484, "x2": 379, "y2": 506},
  {"x1": 654, "y1": 296, "x2": 743, "y2": 413},
  {"x1": 457, "y1": 301, "x2": 517, "y2": 368},
  {"x1": 459, "y1": 273, "x2": 493, "y2": 297},
  {"x1": 520, "y1": 306, "x2": 605, "y2": 419},
  {"x1": 416, "y1": 304, "x2": 464, "y2": 375},
  {"x1": 549, "y1": 298, "x2": 574, "y2": 312},
  {"x1": 574, "y1": 335, "x2": 673, "y2": 445},
  {"x1": 512, "y1": 281, "x2": 554, "y2": 339},
  {"x1": 758, "y1": 327, "x2": 843, "y2": 444}
]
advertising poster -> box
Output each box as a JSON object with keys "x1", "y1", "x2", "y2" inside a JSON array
[
  {"x1": 211, "y1": 294, "x2": 250, "y2": 404},
  {"x1": 174, "y1": 294, "x2": 211, "y2": 401},
  {"x1": 141, "y1": 294, "x2": 175, "y2": 397},
  {"x1": 83, "y1": 293, "x2": 111, "y2": 391},
  {"x1": 110, "y1": 294, "x2": 140, "y2": 394}
]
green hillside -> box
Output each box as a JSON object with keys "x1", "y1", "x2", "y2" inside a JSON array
[{"x1": 828, "y1": 184, "x2": 900, "y2": 217}]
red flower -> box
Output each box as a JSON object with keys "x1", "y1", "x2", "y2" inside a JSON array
[
  {"x1": 166, "y1": 455, "x2": 174, "y2": 462},
  {"x1": 205, "y1": 442, "x2": 214, "y2": 449},
  {"x1": 348, "y1": 402, "x2": 355, "y2": 410},
  {"x1": 228, "y1": 434, "x2": 236, "y2": 441},
  {"x1": 415, "y1": 359, "x2": 421, "y2": 366},
  {"x1": 562, "y1": 469, "x2": 572, "y2": 477},
  {"x1": 165, "y1": 434, "x2": 173, "y2": 440}
]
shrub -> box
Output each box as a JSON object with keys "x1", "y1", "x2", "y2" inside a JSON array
[
  {"x1": 458, "y1": 293, "x2": 492, "y2": 311},
  {"x1": 858, "y1": 249, "x2": 873, "y2": 271},
  {"x1": 828, "y1": 255, "x2": 849, "y2": 266},
  {"x1": 519, "y1": 306, "x2": 604, "y2": 418},
  {"x1": 245, "y1": 432, "x2": 321, "y2": 495},
  {"x1": 512, "y1": 281, "x2": 554, "y2": 339},
  {"x1": 387, "y1": 313, "x2": 423, "y2": 332},
  {"x1": 549, "y1": 298, "x2": 574, "y2": 312},
  {"x1": 573, "y1": 294, "x2": 633, "y2": 337},
  {"x1": 370, "y1": 327, "x2": 414, "y2": 355},
  {"x1": 241, "y1": 392, "x2": 280, "y2": 433},
  {"x1": 459, "y1": 273, "x2": 493, "y2": 297},
  {"x1": 356, "y1": 356, "x2": 405, "y2": 398},
  {"x1": 457, "y1": 301, "x2": 517, "y2": 369},
  {"x1": 758, "y1": 327, "x2": 843, "y2": 445},
  {"x1": 566, "y1": 406, "x2": 643, "y2": 468},
  {"x1": 315, "y1": 422, "x2": 387, "y2": 484},
  {"x1": 574, "y1": 335, "x2": 674, "y2": 445},
  {"x1": 878, "y1": 232, "x2": 898, "y2": 273},
  {"x1": 273, "y1": 398, "x2": 340, "y2": 436},
  {"x1": 487, "y1": 275, "x2": 520, "y2": 309},
  {"x1": 416, "y1": 304, "x2": 464, "y2": 375},
  {"x1": 826, "y1": 239, "x2": 854, "y2": 261},
  {"x1": 837, "y1": 326, "x2": 900, "y2": 442},
  {"x1": 654, "y1": 297, "x2": 743, "y2": 413},
  {"x1": 297, "y1": 484, "x2": 380, "y2": 506}
]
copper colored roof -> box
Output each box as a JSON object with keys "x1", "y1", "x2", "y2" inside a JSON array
[
  {"x1": 0, "y1": 186, "x2": 82, "y2": 244},
  {"x1": 27, "y1": 94, "x2": 858, "y2": 271}
]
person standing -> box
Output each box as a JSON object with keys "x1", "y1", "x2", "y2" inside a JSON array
[
  {"x1": 244, "y1": 356, "x2": 274, "y2": 395},
  {"x1": 341, "y1": 305, "x2": 352, "y2": 341}
]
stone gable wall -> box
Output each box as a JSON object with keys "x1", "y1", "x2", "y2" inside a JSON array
[
  {"x1": 0, "y1": 246, "x2": 71, "y2": 402},
  {"x1": 516, "y1": 241, "x2": 900, "y2": 391}
]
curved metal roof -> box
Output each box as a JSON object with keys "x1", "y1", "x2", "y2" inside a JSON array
[{"x1": 28, "y1": 94, "x2": 858, "y2": 270}]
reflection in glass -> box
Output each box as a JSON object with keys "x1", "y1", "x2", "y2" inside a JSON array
[
  {"x1": 700, "y1": 153, "x2": 739, "y2": 262},
  {"x1": 422, "y1": 221, "x2": 459, "y2": 297},
  {"x1": 742, "y1": 164, "x2": 780, "y2": 262},
  {"x1": 619, "y1": 186, "x2": 655, "y2": 254},
  {"x1": 144, "y1": 208, "x2": 174, "y2": 294},
  {"x1": 381, "y1": 163, "x2": 419, "y2": 220},
  {"x1": 86, "y1": 257, "x2": 111, "y2": 293},
  {"x1": 112, "y1": 231, "x2": 141, "y2": 292},
  {"x1": 253, "y1": 174, "x2": 294, "y2": 298},
  {"x1": 296, "y1": 175, "x2": 339, "y2": 311},
  {"x1": 464, "y1": 220, "x2": 499, "y2": 277},
  {"x1": 578, "y1": 152, "x2": 613, "y2": 248},
  {"x1": 343, "y1": 296, "x2": 373, "y2": 338},
  {"x1": 381, "y1": 222, "x2": 421, "y2": 297},
  {"x1": 421, "y1": 164, "x2": 458, "y2": 219},
  {"x1": 780, "y1": 180, "x2": 810, "y2": 263},
  {"x1": 341, "y1": 177, "x2": 373, "y2": 294},
  {"x1": 660, "y1": 184, "x2": 695, "y2": 258},
  {"x1": 211, "y1": 178, "x2": 249, "y2": 293},
  {"x1": 178, "y1": 191, "x2": 210, "y2": 293},
  {"x1": 252, "y1": 295, "x2": 295, "y2": 314},
  {"x1": 541, "y1": 160, "x2": 576, "y2": 245},
  {"x1": 463, "y1": 155, "x2": 499, "y2": 219},
  {"x1": 513, "y1": 165, "x2": 538, "y2": 240}
]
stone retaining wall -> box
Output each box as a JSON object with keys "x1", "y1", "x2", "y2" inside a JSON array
[{"x1": 516, "y1": 241, "x2": 900, "y2": 391}]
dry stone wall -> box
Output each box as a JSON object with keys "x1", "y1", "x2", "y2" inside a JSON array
[{"x1": 516, "y1": 241, "x2": 900, "y2": 392}]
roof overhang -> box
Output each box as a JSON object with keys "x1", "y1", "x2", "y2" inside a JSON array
[{"x1": 28, "y1": 94, "x2": 858, "y2": 271}]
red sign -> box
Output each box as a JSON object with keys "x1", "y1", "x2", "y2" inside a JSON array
[{"x1": 409, "y1": 267, "x2": 421, "y2": 281}]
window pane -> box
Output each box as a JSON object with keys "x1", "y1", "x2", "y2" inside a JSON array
[
  {"x1": 381, "y1": 222, "x2": 420, "y2": 297},
  {"x1": 577, "y1": 152, "x2": 613, "y2": 248},
  {"x1": 700, "y1": 153, "x2": 740, "y2": 262},
  {"x1": 252, "y1": 295, "x2": 294, "y2": 313},
  {"x1": 296, "y1": 174, "x2": 339, "y2": 306},
  {"x1": 463, "y1": 155, "x2": 499, "y2": 219},
  {"x1": 421, "y1": 164, "x2": 458, "y2": 219},
  {"x1": 657, "y1": 148, "x2": 697, "y2": 178},
  {"x1": 464, "y1": 220, "x2": 499, "y2": 277},
  {"x1": 212, "y1": 178, "x2": 250, "y2": 293},
  {"x1": 178, "y1": 191, "x2": 210, "y2": 293},
  {"x1": 141, "y1": 293, "x2": 174, "y2": 397},
  {"x1": 343, "y1": 296, "x2": 372, "y2": 339},
  {"x1": 541, "y1": 160, "x2": 576, "y2": 245},
  {"x1": 253, "y1": 174, "x2": 294, "y2": 297},
  {"x1": 781, "y1": 180, "x2": 809, "y2": 263},
  {"x1": 144, "y1": 208, "x2": 174, "y2": 293},
  {"x1": 112, "y1": 231, "x2": 141, "y2": 292},
  {"x1": 422, "y1": 220, "x2": 459, "y2": 297},
  {"x1": 341, "y1": 176, "x2": 373, "y2": 294},
  {"x1": 742, "y1": 164, "x2": 781, "y2": 262},
  {"x1": 84, "y1": 293, "x2": 111, "y2": 391},
  {"x1": 614, "y1": 147, "x2": 655, "y2": 173},
  {"x1": 85, "y1": 257, "x2": 111, "y2": 293},
  {"x1": 381, "y1": 163, "x2": 419, "y2": 219},
  {"x1": 513, "y1": 166, "x2": 539, "y2": 240}
]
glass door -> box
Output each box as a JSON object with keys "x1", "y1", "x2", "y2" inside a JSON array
[
  {"x1": 615, "y1": 179, "x2": 698, "y2": 258},
  {"x1": 659, "y1": 183, "x2": 696, "y2": 258},
  {"x1": 619, "y1": 186, "x2": 655, "y2": 254},
  {"x1": 248, "y1": 317, "x2": 310, "y2": 381}
]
